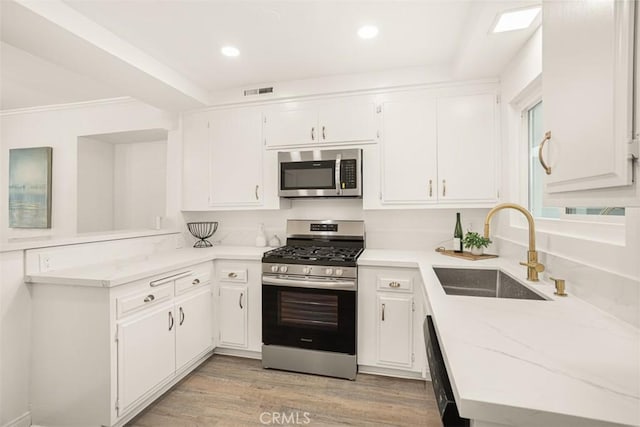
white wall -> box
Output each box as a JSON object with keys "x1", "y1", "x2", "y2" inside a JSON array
[
  {"x1": 0, "y1": 98, "x2": 178, "y2": 240},
  {"x1": 498, "y1": 27, "x2": 640, "y2": 328},
  {"x1": 113, "y1": 141, "x2": 167, "y2": 230},
  {"x1": 77, "y1": 136, "x2": 115, "y2": 233}
]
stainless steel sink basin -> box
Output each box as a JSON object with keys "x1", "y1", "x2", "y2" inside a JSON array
[{"x1": 433, "y1": 268, "x2": 548, "y2": 301}]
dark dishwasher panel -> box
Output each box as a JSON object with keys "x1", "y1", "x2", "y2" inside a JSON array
[{"x1": 424, "y1": 316, "x2": 470, "y2": 427}]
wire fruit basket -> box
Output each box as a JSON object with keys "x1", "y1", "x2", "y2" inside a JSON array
[{"x1": 187, "y1": 222, "x2": 218, "y2": 248}]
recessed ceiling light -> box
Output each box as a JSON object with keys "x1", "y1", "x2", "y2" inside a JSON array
[
  {"x1": 491, "y1": 6, "x2": 540, "y2": 33},
  {"x1": 221, "y1": 46, "x2": 240, "y2": 57},
  {"x1": 357, "y1": 25, "x2": 379, "y2": 39}
]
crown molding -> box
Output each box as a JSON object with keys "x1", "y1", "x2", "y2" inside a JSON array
[{"x1": 0, "y1": 97, "x2": 139, "y2": 117}]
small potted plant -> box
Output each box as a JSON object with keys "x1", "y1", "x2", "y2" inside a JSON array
[{"x1": 463, "y1": 231, "x2": 492, "y2": 256}]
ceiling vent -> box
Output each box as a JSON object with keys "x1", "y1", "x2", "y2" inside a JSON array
[{"x1": 243, "y1": 86, "x2": 274, "y2": 96}]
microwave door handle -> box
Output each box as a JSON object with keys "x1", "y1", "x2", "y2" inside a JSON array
[{"x1": 335, "y1": 154, "x2": 342, "y2": 195}]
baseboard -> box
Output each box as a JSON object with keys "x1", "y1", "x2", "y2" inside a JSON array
[
  {"x1": 2, "y1": 412, "x2": 31, "y2": 427},
  {"x1": 358, "y1": 365, "x2": 428, "y2": 380},
  {"x1": 214, "y1": 347, "x2": 262, "y2": 360}
]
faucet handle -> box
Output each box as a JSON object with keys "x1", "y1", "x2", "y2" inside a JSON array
[
  {"x1": 519, "y1": 261, "x2": 545, "y2": 273},
  {"x1": 550, "y1": 277, "x2": 568, "y2": 296}
]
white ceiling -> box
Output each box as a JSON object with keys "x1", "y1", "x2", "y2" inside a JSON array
[{"x1": 0, "y1": 0, "x2": 541, "y2": 112}]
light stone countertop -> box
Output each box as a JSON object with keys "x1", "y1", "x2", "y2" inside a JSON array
[
  {"x1": 359, "y1": 249, "x2": 640, "y2": 427},
  {"x1": 24, "y1": 246, "x2": 640, "y2": 426},
  {"x1": 25, "y1": 246, "x2": 271, "y2": 287}
]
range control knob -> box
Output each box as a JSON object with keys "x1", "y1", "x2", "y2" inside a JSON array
[
  {"x1": 325, "y1": 268, "x2": 334, "y2": 275},
  {"x1": 335, "y1": 268, "x2": 344, "y2": 276},
  {"x1": 302, "y1": 266, "x2": 312, "y2": 275},
  {"x1": 279, "y1": 265, "x2": 288, "y2": 273},
  {"x1": 271, "y1": 265, "x2": 279, "y2": 273}
]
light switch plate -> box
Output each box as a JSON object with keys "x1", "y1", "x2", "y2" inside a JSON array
[{"x1": 39, "y1": 253, "x2": 52, "y2": 272}]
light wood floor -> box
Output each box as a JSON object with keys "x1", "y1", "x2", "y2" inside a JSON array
[{"x1": 127, "y1": 355, "x2": 442, "y2": 426}]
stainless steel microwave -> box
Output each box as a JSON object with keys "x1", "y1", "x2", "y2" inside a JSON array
[{"x1": 278, "y1": 149, "x2": 362, "y2": 198}]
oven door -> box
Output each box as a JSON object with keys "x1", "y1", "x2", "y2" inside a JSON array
[{"x1": 262, "y1": 280, "x2": 356, "y2": 354}]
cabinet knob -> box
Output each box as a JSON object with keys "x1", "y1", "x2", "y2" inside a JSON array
[
  {"x1": 192, "y1": 278, "x2": 200, "y2": 285},
  {"x1": 143, "y1": 294, "x2": 155, "y2": 303},
  {"x1": 389, "y1": 281, "x2": 401, "y2": 288},
  {"x1": 228, "y1": 272, "x2": 238, "y2": 279}
]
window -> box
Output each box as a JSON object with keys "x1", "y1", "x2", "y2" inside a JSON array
[{"x1": 526, "y1": 101, "x2": 625, "y2": 221}]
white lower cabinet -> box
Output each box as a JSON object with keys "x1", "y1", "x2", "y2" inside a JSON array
[
  {"x1": 29, "y1": 261, "x2": 214, "y2": 427},
  {"x1": 218, "y1": 285, "x2": 248, "y2": 347},
  {"x1": 214, "y1": 260, "x2": 262, "y2": 353},
  {"x1": 358, "y1": 266, "x2": 427, "y2": 377},
  {"x1": 376, "y1": 293, "x2": 414, "y2": 367},
  {"x1": 117, "y1": 303, "x2": 176, "y2": 413}
]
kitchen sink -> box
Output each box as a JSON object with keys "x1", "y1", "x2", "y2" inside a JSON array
[{"x1": 433, "y1": 268, "x2": 548, "y2": 301}]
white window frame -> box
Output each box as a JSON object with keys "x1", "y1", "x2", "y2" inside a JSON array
[{"x1": 511, "y1": 77, "x2": 626, "y2": 246}]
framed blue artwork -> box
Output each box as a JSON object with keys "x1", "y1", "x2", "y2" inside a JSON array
[{"x1": 8, "y1": 147, "x2": 52, "y2": 228}]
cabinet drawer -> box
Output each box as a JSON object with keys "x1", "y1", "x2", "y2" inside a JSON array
[
  {"x1": 117, "y1": 284, "x2": 172, "y2": 319},
  {"x1": 376, "y1": 269, "x2": 416, "y2": 292},
  {"x1": 218, "y1": 267, "x2": 248, "y2": 283},
  {"x1": 175, "y1": 263, "x2": 212, "y2": 295}
]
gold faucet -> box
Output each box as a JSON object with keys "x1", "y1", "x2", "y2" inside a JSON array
[{"x1": 483, "y1": 203, "x2": 544, "y2": 282}]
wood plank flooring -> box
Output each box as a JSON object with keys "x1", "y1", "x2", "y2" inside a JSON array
[{"x1": 127, "y1": 355, "x2": 442, "y2": 426}]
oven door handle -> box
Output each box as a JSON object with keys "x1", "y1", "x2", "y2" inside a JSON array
[{"x1": 262, "y1": 275, "x2": 356, "y2": 291}]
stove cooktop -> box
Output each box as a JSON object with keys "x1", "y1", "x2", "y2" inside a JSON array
[{"x1": 262, "y1": 245, "x2": 364, "y2": 267}]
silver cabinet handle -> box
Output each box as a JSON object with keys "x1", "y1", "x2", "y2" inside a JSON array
[
  {"x1": 322, "y1": 126, "x2": 326, "y2": 140},
  {"x1": 442, "y1": 179, "x2": 446, "y2": 197},
  {"x1": 168, "y1": 311, "x2": 174, "y2": 331},
  {"x1": 150, "y1": 271, "x2": 191, "y2": 287},
  {"x1": 255, "y1": 185, "x2": 259, "y2": 200},
  {"x1": 239, "y1": 292, "x2": 244, "y2": 309},
  {"x1": 143, "y1": 294, "x2": 155, "y2": 303},
  {"x1": 311, "y1": 127, "x2": 315, "y2": 141},
  {"x1": 388, "y1": 282, "x2": 401, "y2": 288},
  {"x1": 228, "y1": 272, "x2": 238, "y2": 279},
  {"x1": 429, "y1": 180, "x2": 433, "y2": 198},
  {"x1": 539, "y1": 131, "x2": 552, "y2": 175},
  {"x1": 381, "y1": 304, "x2": 385, "y2": 321},
  {"x1": 179, "y1": 307, "x2": 185, "y2": 326},
  {"x1": 192, "y1": 278, "x2": 200, "y2": 285}
]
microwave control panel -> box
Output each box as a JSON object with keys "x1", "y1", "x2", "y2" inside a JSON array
[{"x1": 340, "y1": 159, "x2": 358, "y2": 189}]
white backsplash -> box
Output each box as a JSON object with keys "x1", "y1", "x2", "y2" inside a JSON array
[{"x1": 182, "y1": 199, "x2": 490, "y2": 251}]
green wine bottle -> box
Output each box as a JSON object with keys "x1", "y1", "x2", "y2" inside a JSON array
[{"x1": 453, "y1": 212, "x2": 463, "y2": 253}]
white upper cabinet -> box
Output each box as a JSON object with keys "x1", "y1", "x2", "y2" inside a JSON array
[
  {"x1": 377, "y1": 88, "x2": 498, "y2": 207},
  {"x1": 437, "y1": 93, "x2": 497, "y2": 202},
  {"x1": 381, "y1": 95, "x2": 438, "y2": 204},
  {"x1": 542, "y1": 0, "x2": 639, "y2": 205},
  {"x1": 182, "y1": 107, "x2": 287, "y2": 211},
  {"x1": 263, "y1": 98, "x2": 377, "y2": 147},
  {"x1": 209, "y1": 107, "x2": 263, "y2": 207}
]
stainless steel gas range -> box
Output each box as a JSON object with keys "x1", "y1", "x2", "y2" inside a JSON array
[{"x1": 261, "y1": 219, "x2": 365, "y2": 380}]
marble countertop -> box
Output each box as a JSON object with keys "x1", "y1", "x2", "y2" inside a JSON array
[
  {"x1": 359, "y1": 249, "x2": 640, "y2": 427},
  {"x1": 25, "y1": 246, "x2": 271, "y2": 287}
]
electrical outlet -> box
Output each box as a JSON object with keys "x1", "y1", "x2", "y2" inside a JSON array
[{"x1": 39, "y1": 254, "x2": 52, "y2": 272}]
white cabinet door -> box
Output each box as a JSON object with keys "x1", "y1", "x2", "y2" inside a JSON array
[
  {"x1": 318, "y1": 101, "x2": 377, "y2": 144},
  {"x1": 263, "y1": 108, "x2": 318, "y2": 147},
  {"x1": 218, "y1": 285, "x2": 248, "y2": 348},
  {"x1": 381, "y1": 97, "x2": 438, "y2": 203},
  {"x1": 182, "y1": 111, "x2": 210, "y2": 210},
  {"x1": 209, "y1": 108, "x2": 263, "y2": 206},
  {"x1": 117, "y1": 303, "x2": 175, "y2": 414},
  {"x1": 175, "y1": 287, "x2": 213, "y2": 371},
  {"x1": 542, "y1": 0, "x2": 636, "y2": 195},
  {"x1": 376, "y1": 293, "x2": 413, "y2": 368},
  {"x1": 437, "y1": 93, "x2": 498, "y2": 202}
]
